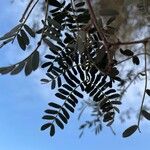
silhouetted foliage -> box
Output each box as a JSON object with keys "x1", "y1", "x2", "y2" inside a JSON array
[{"x1": 0, "y1": 0, "x2": 150, "y2": 138}]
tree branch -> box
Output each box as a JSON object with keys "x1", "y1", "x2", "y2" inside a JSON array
[
  {"x1": 86, "y1": 0, "x2": 112, "y2": 69},
  {"x1": 110, "y1": 37, "x2": 150, "y2": 46}
]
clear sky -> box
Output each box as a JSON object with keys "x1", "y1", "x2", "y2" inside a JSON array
[{"x1": 0, "y1": 1, "x2": 150, "y2": 150}]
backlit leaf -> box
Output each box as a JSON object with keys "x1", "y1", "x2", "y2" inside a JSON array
[
  {"x1": 58, "y1": 113, "x2": 68, "y2": 124},
  {"x1": 48, "y1": 102, "x2": 61, "y2": 109},
  {"x1": 20, "y1": 29, "x2": 29, "y2": 45},
  {"x1": 25, "y1": 57, "x2": 32, "y2": 76},
  {"x1": 64, "y1": 103, "x2": 74, "y2": 113},
  {"x1": 11, "y1": 62, "x2": 25, "y2": 75},
  {"x1": 61, "y1": 107, "x2": 70, "y2": 119},
  {"x1": 24, "y1": 24, "x2": 35, "y2": 37},
  {"x1": 55, "y1": 118, "x2": 64, "y2": 129},
  {"x1": 145, "y1": 89, "x2": 150, "y2": 96},
  {"x1": 51, "y1": 80, "x2": 56, "y2": 90},
  {"x1": 132, "y1": 56, "x2": 140, "y2": 65},
  {"x1": 48, "y1": 0, "x2": 62, "y2": 7},
  {"x1": 32, "y1": 50, "x2": 39, "y2": 71},
  {"x1": 41, "y1": 123, "x2": 51, "y2": 131},
  {"x1": 122, "y1": 125, "x2": 138, "y2": 138},
  {"x1": 50, "y1": 124, "x2": 55, "y2": 136},
  {"x1": 17, "y1": 34, "x2": 26, "y2": 50},
  {"x1": 142, "y1": 110, "x2": 150, "y2": 120},
  {"x1": 55, "y1": 92, "x2": 66, "y2": 99}
]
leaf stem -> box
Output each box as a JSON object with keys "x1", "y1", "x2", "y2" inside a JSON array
[
  {"x1": 137, "y1": 43, "x2": 148, "y2": 132},
  {"x1": 19, "y1": 0, "x2": 35, "y2": 22}
]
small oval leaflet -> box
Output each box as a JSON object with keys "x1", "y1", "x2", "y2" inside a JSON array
[
  {"x1": 17, "y1": 34, "x2": 26, "y2": 50},
  {"x1": 57, "y1": 76, "x2": 62, "y2": 87},
  {"x1": 75, "y1": 2, "x2": 85, "y2": 7},
  {"x1": 41, "y1": 78, "x2": 50, "y2": 83},
  {"x1": 0, "y1": 66, "x2": 15, "y2": 75},
  {"x1": 142, "y1": 110, "x2": 150, "y2": 120},
  {"x1": 64, "y1": 103, "x2": 74, "y2": 113},
  {"x1": 61, "y1": 107, "x2": 70, "y2": 119},
  {"x1": 132, "y1": 55, "x2": 140, "y2": 65},
  {"x1": 10, "y1": 62, "x2": 25, "y2": 75},
  {"x1": 48, "y1": 102, "x2": 61, "y2": 109},
  {"x1": 24, "y1": 24, "x2": 35, "y2": 38},
  {"x1": 20, "y1": 29, "x2": 29, "y2": 45},
  {"x1": 45, "y1": 109, "x2": 58, "y2": 114},
  {"x1": 42, "y1": 115, "x2": 55, "y2": 120},
  {"x1": 55, "y1": 92, "x2": 66, "y2": 99},
  {"x1": 50, "y1": 124, "x2": 55, "y2": 137},
  {"x1": 48, "y1": 0, "x2": 62, "y2": 8},
  {"x1": 145, "y1": 89, "x2": 150, "y2": 96},
  {"x1": 41, "y1": 123, "x2": 51, "y2": 131},
  {"x1": 32, "y1": 50, "x2": 39, "y2": 71},
  {"x1": 55, "y1": 118, "x2": 64, "y2": 129},
  {"x1": 58, "y1": 112, "x2": 68, "y2": 124},
  {"x1": 42, "y1": 62, "x2": 52, "y2": 68},
  {"x1": 120, "y1": 49, "x2": 134, "y2": 56},
  {"x1": 122, "y1": 125, "x2": 138, "y2": 138},
  {"x1": 25, "y1": 57, "x2": 33, "y2": 76},
  {"x1": 51, "y1": 80, "x2": 56, "y2": 90},
  {"x1": 58, "y1": 88, "x2": 69, "y2": 95}
]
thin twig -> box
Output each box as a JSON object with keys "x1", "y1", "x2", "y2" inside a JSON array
[
  {"x1": 12, "y1": 0, "x2": 39, "y2": 43},
  {"x1": 137, "y1": 43, "x2": 148, "y2": 132},
  {"x1": 117, "y1": 52, "x2": 150, "y2": 65},
  {"x1": 85, "y1": 0, "x2": 104, "y2": 41},
  {"x1": 19, "y1": 0, "x2": 34, "y2": 22},
  {"x1": 3, "y1": 0, "x2": 49, "y2": 68},
  {"x1": 119, "y1": 68, "x2": 150, "y2": 102},
  {"x1": 110, "y1": 37, "x2": 150, "y2": 46}
]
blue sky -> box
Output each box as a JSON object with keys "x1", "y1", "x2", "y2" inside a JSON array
[{"x1": 0, "y1": 1, "x2": 150, "y2": 150}]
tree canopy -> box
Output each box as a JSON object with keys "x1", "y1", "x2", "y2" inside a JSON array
[{"x1": 0, "y1": 0, "x2": 150, "y2": 138}]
